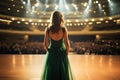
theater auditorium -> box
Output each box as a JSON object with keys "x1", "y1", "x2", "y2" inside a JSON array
[{"x1": 0, "y1": 0, "x2": 120, "y2": 80}]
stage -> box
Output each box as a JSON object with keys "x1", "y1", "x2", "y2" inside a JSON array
[{"x1": 0, "y1": 54, "x2": 120, "y2": 80}]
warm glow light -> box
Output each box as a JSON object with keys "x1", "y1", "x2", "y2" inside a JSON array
[
  {"x1": 85, "y1": 19, "x2": 88, "y2": 22},
  {"x1": 109, "y1": 17, "x2": 113, "y2": 20},
  {"x1": 46, "y1": 5, "x2": 49, "y2": 8},
  {"x1": 21, "y1": 6, "x2": 24, "y2": 8},
  {"x1": 75, "y1": 19, "x2": 79, "y2": 22},
  {"x1": 100, "y1": 18, "x2": 103, "y2": 21},
  {"x1": 35, "y1": 3, "x2": 39, "y2": 7},
  {"x1": 29, "y1": 19, "x2": 32, "y2": 22},
  {"x1": 70, "y1": 23, "x2": 72, "y2": 26},
  {"x1": 13, "y1": 4, "x2": 15, "y2": 7},
  {"x1": 22, "y1": 19, "x2": 25, "y2": 21},
  {"x1": 96, "y1": 34, "x2": 100, "y2": 40},
  {"x1": 91, "y1": 19, "x2": 95, "y2": 21},
  {"x1": 17, "y1": 10, "x2": 20, "y2": 12},
  {"x1": 41, "y1": 23, "x2": 44, "y2": 26},
  {"x1": 66, "y1": 23, "x2": 69, "y2": 26},
  {"x1": 96, "y1": 21, "x2": 101, "y2": 24},
  {"x1": 8, "y1": 8, "x2": 11, "y2": 10},
  {"x1": 11, "y1": 18, "x2": 15, "y2": 20},
  {"x1": 47, "y1": 20, "x2": 50, "y2": 22},
  {"x1": 88, "y1": 22, "x2": 93, "y2": 25},
  {"x1": 23, "y1": 1, "x2": 26, "y2": 4},
  {"x1": 105, "y1": 21, "x2": 109, "y2": 23},
  {"x1": 17, "y1": 21, "x2": 21, "y2": 24},
  {"x1": 24, "y1": 35, "x2": 29, "y2": 41},
  {"x1": 38, "y1": 19, "x2": 42, "y2": 22},
  {"x1": 66, "y1": 20, "x2": 70, "y2": 22},
  {"x1": 96, "y1": 1, "x2": 99, "y2": 4},
  {"x1": 83, "y1": 2, "x2": 88, "y2": 7},
  {"x1": 25, "y1": 22, "x2": 29, "y2": 24}
]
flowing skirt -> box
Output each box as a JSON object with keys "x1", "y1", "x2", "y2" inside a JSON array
[{"x1": 41, "y1": 48, "x2": 73, "y2": 80}]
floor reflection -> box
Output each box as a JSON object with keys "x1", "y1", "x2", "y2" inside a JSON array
[{"x1": 0, "y1": 55, "x2": 120, "y2": 80}]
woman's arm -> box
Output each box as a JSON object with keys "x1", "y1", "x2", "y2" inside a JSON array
[
  {"x1": 43, "y1": 28, "x2": 49, "y2": 51},
  {"x1": 64, "y1": 27, "x2": 70, "y2": 55}
]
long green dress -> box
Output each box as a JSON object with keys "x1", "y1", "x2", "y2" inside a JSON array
[{"x1": 42, "y1": 28, "x2": 73, "y2": 80}]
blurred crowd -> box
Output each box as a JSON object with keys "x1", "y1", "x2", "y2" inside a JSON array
[
  {"x1": 0, "y1": 39, "x2": 120, "y2": 55},
  {"x1": 71, "y1": 40, "x2": 120, "y2": 55},
  {"x1": 0, "y1": 40, "x2": 46, "y2": 54}
]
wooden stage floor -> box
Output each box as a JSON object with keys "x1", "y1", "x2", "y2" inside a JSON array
[{"x1": 0, "y1": 55, "x2": 120, "y2": 80}]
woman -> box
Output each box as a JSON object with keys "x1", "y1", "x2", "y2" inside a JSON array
[{"x1": 42, "y1": 11, "x2": 73, "y2": 80}]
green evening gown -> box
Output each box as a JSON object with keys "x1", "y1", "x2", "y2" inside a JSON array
[{"x1": 41, "y1": 28, "x2": 73, "y2": 80}]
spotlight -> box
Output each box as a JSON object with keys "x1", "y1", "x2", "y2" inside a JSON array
[
  {"x1": 22, "y1": 19, "x2": 25, "y2": 21},
  {"x1": 11, "y1": 18, "x2": 15, "y2": 20}
]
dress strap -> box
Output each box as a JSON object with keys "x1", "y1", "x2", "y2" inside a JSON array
[{"x1": 62, "y1": 27, "x2": 65, "y2": 33}]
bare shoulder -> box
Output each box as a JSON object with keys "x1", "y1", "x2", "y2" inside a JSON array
[
  {"x1": 45, "y1": 27, "x2": 50, "y2": 33},
  {"x1": 62, "y1": 26, "x2": 68, "y2": 33}
]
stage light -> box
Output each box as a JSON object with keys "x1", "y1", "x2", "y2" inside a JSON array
[
  {"x1": 91, "y1": 19, "x2": 95, "y2": 21},
  {"x1": 35, "y1": 23, "x2": 37, "y2": 25},
  {"x1": 21, "y1": 19, "x2": 25, "y2": 21},
  {"x1": 31, "y1": 23, "x2": 35, "y2": 25},
  {"x1": 88, "y1": 22, "x2": 93, "y2": 25},
  {"x1": 8, "y1": 8, "x2": 11, "y2": 10},
  {"x1": 66, "y1": 23, "x2": 69, "y2": 26},
  {"x1": 21, "y1": 6, "x2": 24, "y2": 8},
  {"x1": 109, "y1": 17, "x2": 112, "y2": 20},
  {"x1": 85, "y1": 19, "x2": 88, "y2": 22},
  {"x1": 98, "y1": 3, "x2": 103, "y2": 16},
  {"x1": 45, "y1": 5, "x2": 49, "y2": 8},
  {"x1": 25, "y1": 22, "x2": 29, "y2": 25},
  {"x1": 23, "y1": 1, "x2": 26, "y2": 5},
  {"x1": 70, "y1": 23, "x2": 72, "y2": 26},
  {"x1": 74, "y1": 23, "x2": 77, "y2": 26},
  {"x1": 58, "y1": 0, "x2": 69, "y2": 12},
  {"x1": 35, "y1": 3, "x2": 39, "y2": 7},
  {"x1": 77, "y1": 23, "x2": 80, "y2": 26},
  {"x1": 38, "y1": 19, "x2": 42, "y2": 22},
  {"x1": 55, "y1": 5, "x2": 58, "y2": 10},
  {"x1": 83, "y1": 2, "x2": 88, "y2": 7},
  {"x1": 26, "y1": 0, "x2": 31, "y2": 11},
  {"x1": 81, "y1": 23, "x2": 83, "y2": 25},
  {"x1": 93, "y1": 11, "x2": 96, "y2": 13},
  {"x1": 47, "y1": 20, "x2": 50, "y2": 22},
  {"x1": 17, "y1": 10, "x2": 20, "y2": 12},
  {"x1": 17, "y1": 21, "x2": 21, "y2": 24},
  {"x1": 21, "y1": 0, "x2": 26, "y2": 5},
  {"x1": 100, "y1": 18, "x2": 103, "y2": 21},
  {"x1": 45, "y1": 23, "x2": 48, "y2": 26},
  {"x1": 105, "y1": 21, "x2": 109, "y2": 23},
  {"x1": 29, "y1": 19, "x2": 32, "y2": 22},
  {"x1": 13, "y1": 4, "x2": 15, "y2": 7},
  {"x1": 96, "y1": 34, "x2": 100, "y2": 40},
  {"x1": 41, "y1": 23, "x2": 44, "y2": 26},
  {"x1": 65, "y1": 5, "x2": 69, "y2": 10},
  {"x1": 83, "y1": 0, "x2": 92, "y2": 18},
  {"x1": 96, "y1": 22, "x2": 101, "y2": 24},
  {"x1": 66, "y1": 20, "x2": 70, "y2": 22},
  {"x1": 11, "y1": 18, "x2": 15, "y2": 20},
  {"x1": 75, "y1": 19, "x2": 79, "y2": 22},
  {"x1": 96, "y1": 1, "x2": 99, "y2": 4}
]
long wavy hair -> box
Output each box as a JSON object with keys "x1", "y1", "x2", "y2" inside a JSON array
[{"x1": 49, "y1": 11, "x2": 64, "y2": 33}]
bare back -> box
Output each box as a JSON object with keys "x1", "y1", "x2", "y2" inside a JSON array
[{"x1": 49, "y1": 28, "x2": 64, "y2": 41}]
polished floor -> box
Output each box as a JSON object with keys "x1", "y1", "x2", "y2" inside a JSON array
[{"x1": 0, "y1": 54, "x2": 120, "y2": 80}]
